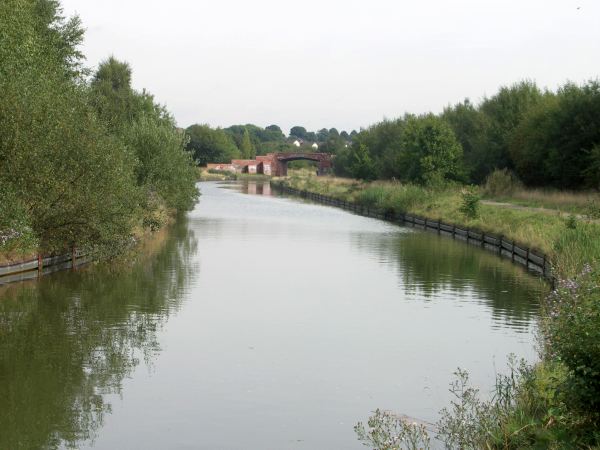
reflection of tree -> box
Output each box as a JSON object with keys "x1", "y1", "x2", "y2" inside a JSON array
[
  {"x1": 351, "y1": 231, "x2": 545, "y2": 330},
  {"x1": 0, "y1": 218, "x2": 197, "y2": 449}
]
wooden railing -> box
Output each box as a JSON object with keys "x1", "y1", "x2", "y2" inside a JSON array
[{"x1": 0, "y1": 249, "x2": 88, "y2": 284}]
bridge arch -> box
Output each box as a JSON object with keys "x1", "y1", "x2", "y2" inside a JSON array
[{"x1": 267, "y1": 152, "x2": 333, "y2": 176}]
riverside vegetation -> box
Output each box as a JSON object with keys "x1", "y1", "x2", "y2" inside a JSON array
[{"x1": 0, "y1": 0, "x2": 199, "y2": 264}]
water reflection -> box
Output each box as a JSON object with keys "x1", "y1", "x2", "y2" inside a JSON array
[
  {"x1": 0, "y1": 219, "x2": 197, "y2": 449},
  {"x1": 238, "y1": 180, "x2": 272, "y2": 196},
  {"x1": 350, "y1": 231, "x2": 544, "y2": 331},
  {"x1": 245, "y1": 180, "x2": 544, "y2": 332}
]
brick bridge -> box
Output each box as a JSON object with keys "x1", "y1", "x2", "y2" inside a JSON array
[
  {"x1": 262, "y1": 152, "x2": 333, "y2": 176},
  {"x1": 210, "y1": 152, "x2": 333, "y2": 176}
]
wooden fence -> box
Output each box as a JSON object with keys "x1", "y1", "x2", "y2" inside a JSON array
[
  {"x1": 0, "y1": 249, "x2": 89, "y2": 285},
  {"x1": 272, "y1": 181, "x2": 554, "y2": 282}
]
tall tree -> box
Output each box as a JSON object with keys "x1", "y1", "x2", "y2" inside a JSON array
[
  {"x1": 186, "y1": 124, "x2": 240, "y2": 165},
  {"x1": 290, "y1": 126, "x2": 308, "y2": 140},
  {"x1": 240, "y1": 128, "x2": 255, "y2": 159}
]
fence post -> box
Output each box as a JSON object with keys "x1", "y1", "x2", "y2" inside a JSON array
[{"x1": 542, "y1": 254, "x2": 547, "y2": 277}]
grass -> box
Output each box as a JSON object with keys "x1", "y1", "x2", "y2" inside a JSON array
[
  {"x1": 486, "y1": 188, "x2": 600, "y2": 217},
  {"x1": 276, "y1": 171, "x2": 600, "y2": 278}
]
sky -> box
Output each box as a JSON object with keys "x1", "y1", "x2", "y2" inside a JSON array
[{"x1": 61, "y1": 0, "x2": 600, "y2": 134}]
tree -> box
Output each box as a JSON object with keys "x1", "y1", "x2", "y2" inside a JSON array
[
  {"x1": 123, "y1": 117, "x2": 199, "y2": 212},
  {"x1": 317, "y1": 128, "x2": 329, "y2": 142},
  {"x1": 348, "y1": 144, "x2": 376, "y2": 180},
  {"x1": 442, "y1": 99, "x2": 488, "y2": 183},
  {"x1": 509, "y1": 81, "x2": 600, "y2": 189},
  {"x1": 290, "y1": 126, "x2": 308, "y2": 140},
  {"x1": 265, "y1": 124, "x2": 281, "y2": 133},
  {"x1": 347, "y1": 115, "x2": 463, "y2": 184},
  {"x1": 400, "y1": 114, "x2": 464, "y2": 184},
  {"x1": 476, "y1": 81, "x2": 546, "y2": 178},
  {"x1": 0, "y1": 0, "x2": 139, "y2": 254},
  {"x1": 240, "y1": 128, "x2": 255, "y2": 159},
  {"x1": 186, "y1": 124, "x2": 240, "y2": 165}
]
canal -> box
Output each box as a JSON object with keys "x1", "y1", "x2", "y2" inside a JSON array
[{"x1": 0, "y1": 181, "x2": 544, "y2": 449}]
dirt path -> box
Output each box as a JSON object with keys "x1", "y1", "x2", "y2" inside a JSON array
[{"x1": 482, "y1": 200, "x2": 598, "y2": 222}]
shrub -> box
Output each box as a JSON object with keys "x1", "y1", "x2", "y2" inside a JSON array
[
  {"x1": 543, "y1": 264, "x2": 600, "y2": 419},
  {"x1": 355, "y1": 409, "x2": 431, "y2": 450},
  {"x1": 459, "y1": 187, "x2": 480, "y2": 219},
  {"x1": 565, "y1": 214, "x2": 578, "y2": 230},
  {"x1": 483, "y1": 168, "x2": 523, "y2": 197}
]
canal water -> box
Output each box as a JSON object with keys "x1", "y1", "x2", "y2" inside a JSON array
[{"x1": 0, "y1": 181, "x2": 544, "y2": 449}]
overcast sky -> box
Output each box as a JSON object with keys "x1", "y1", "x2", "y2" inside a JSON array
[{"x1": 61, "y1": 0, "x2": 599, "y2": 134}]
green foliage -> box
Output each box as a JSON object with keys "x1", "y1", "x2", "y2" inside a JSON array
[
  {"x1": 290, "y1": 125, "x2": 308, "y2": 140},
  {"x1": 239, "y1": 128, "x2": 255, "y2": 159},
  {"x1": 339, "y1": 115, "x2": 463, "y2": 184},
  {"x1": 357, "y1": 357, "x2": 596, "y2": 449},
  {"x1": 355, "y1": 183, "x2": 431, "y2": 214},
  {"x1": 543, "y1": 265, "x2": 600, "y2": 418},
  {"x1": 348, "y1": 144, "x2": 377, "y2": 180},
  {"x1": 565, "y1": 215, "x2": 578, "y2": 230},
  {"x1": 186, "y1": 124, "x2": 240, "y2": 165},
  {"x1": 483, "y1": 169, "x2": 523, "y2": 197},
  {"x1": 403, "y1": 114, "x2": 464, "y2": 185},
  {"x1": 0, "y1": 184, "x2": 38, "y2": 252},
  {"x1": 355, "y1": 409, "x2": 431, "y2": 450},
  {"x1": 510, "y1": 81, "x2": 600, "y2": 189},
  {"x1": 123, "y1": 116, "x2": 199, "y2": 212},
  {"x1": 477, "y1": 81, "x2": 546, "y2": 176},
  {"x1": 459, "y1": 188, "x2": 481, "y2": 219},
  {"x1": 442, "y1": 99, "x2": 489, "y2": 183},
  {"x1": 0, "y1": 0, "x2": 198, "y2": 257}
]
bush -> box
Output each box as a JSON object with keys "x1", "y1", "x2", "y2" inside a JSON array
[
  {"x1": 459, "y1": 187, "x2": 480, "y2": 219},
  {"x1": 355, "y1": 409, "x2": 430, "y2": 450},
  {"x1": 483, "y1": 169, "x2": 523, "y2": 197},
  {"x1": 355, "y1": 183, "x2": 431, "y2": 214},
  {"x1": 543, "y1": 264, "x2": 600, "y2": 419}
]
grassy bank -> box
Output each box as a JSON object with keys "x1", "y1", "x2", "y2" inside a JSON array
[{"x1": 277, "y1": 171, "x2": 600, "y2": 279}]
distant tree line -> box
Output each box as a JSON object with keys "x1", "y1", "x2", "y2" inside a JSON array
[
  {"x1": 0, "y1": 0, "x2": 198, "y2": 256},
  {"x1": 335, "y1": 80, "x2": 600, "y2": 190},
  {"x1": 185, "y1": 122, "x2": 357, "y2": 165}
]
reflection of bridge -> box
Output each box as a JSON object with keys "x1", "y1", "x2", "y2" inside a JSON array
[{"x1": 207, "y1": 152, "x2": 333, "y2": 176}]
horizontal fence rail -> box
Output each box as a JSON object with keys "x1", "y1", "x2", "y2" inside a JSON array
[
  {"x1": 0, "y1": 249, "x2": 89, "y2": 285},
  {"x1": 272, "y1": 181, "x2": 554, "y2": 283}
]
